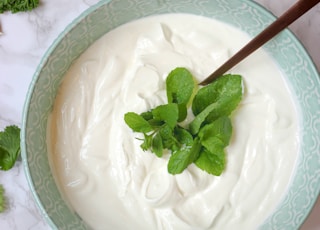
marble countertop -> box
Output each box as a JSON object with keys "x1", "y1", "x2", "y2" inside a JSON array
[{"x1": 0, "y1": 0, "x2": 319, "y2": 229}]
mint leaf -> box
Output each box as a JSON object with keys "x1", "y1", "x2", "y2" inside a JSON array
[
  {"x1": 0, "y1": 125, "x2": 21, "y2": 171},
  {"x1": 140, "y1": 111, "x2": 153, "y2": 121},
  {"x1": 198, "y1": 116, "x2": 232, "y2": 149},
  {"x1": 195, "y1": 117, "x2": 232, "y2": 176},
  {"x1": 189, "y1": 102, "x2": 219, "y2": 135},
  {"x1": 152, "y1": 103, "x2": 179, "y2": 129},
  {"x1": 174, "y1": 127, "x2": 193, "y2": 147},
  {"x1": 195, "y1": 148, "x2": 225, "y2": 176},
  {"x1": 159, "y1": 124, "x2": 178, "y2": 151},
  {"x1": 192, "y1": 74, "x2": 242, "y2": 118},
  {"x1": 124, "y1": 112, "x2": 153, "y2": 133},
  {"x1": 140, "y1": 133, "x2": 153, "y2": 151},
  {"x1": 166, "y1": 67, "x2": 195, "y2": 105},
  {"x1": 168, "y1": 137, "x2": 202, "y2": 174},
  {"x1": 152, "y1": 133, "x2": 163, "y2": 157},
  {"x1": 189, "y1": 75, "x2": 242, "y2": 134},
  {"x1": 177, "y1": 103, "x2": 188, "y2": 122},
  {"x1": 0, "y1": 125, "x2": 21, "y2": 213},
  {"x1": 166, "y1": 67, "x2": 195, "y2": 121}
]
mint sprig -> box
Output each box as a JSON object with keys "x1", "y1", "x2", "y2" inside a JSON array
[
  {"x1": 0, "y1": 125, "x2": 20, "y2": 171},
  {"x1": 0, "y1": 124, "x2": 21, "y2": 213},
  {"x1": 124, "y1": 67, "x2": 243, "y2": 176},
  {"x1": 195, "y1": 116, "x2": 232, "y2": 175}
]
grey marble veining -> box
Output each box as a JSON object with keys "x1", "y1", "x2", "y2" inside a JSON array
[{"x1": 0, "y1": 0, "x2": 319, "y2": 229}]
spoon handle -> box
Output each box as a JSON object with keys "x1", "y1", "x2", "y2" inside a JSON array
[{"x1": 200, "y1": 0, "x2": 320, "y2": 85}]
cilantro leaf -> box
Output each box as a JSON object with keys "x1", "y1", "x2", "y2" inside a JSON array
[
  {"x1": 124, "y1": 112, "x2": 153, "y2": 133},
  {"x1": 0, "y1": 125, "x2": 21, "y2": 171}
]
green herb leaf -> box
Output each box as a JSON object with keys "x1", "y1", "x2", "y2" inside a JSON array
[
  {"x1": 140, "y1": 133, "x2": 153, "y2": 151},
  {"x1": 0, "y1": 0, "x2": 39, "y2": 14},
  {"x1": 168, "y1": 137, "x2": 202, "y2": 174},
  {"x1": 123, "y1": 68, "x2": 243, "y2": 177},
  {"x1": 192, "y1": 74, "x2": 242, "y2": 119},
  {"x1": 152, "y1": 103, "x2": 179, "y2": 129},
  {"x1": 152, "y1": 133, "x2": 163, "y2": 157},
  {"x1": 166, "y1": 67, "x2": 195, "y2": 105},
  {"x1": 0, "y1": 184, "x2": 5, "y2": 213},
  {"x1": 159, "y1": 124, "x2": 178, "y2": 151},
  {"x1": 166, "y1": 67, "x2": 195, "y2": 121},
  {"x1": 189, "y1": 102, "x2": 219, "y2": 135},
  {"x1": 140, "y1": 111, "x2": 153, "y2": 121},
  {"x1": 174, "y1": 127, "x2": 193, "y2": 147},
  {"x1": 194, "y1": 117, "x2": 232, "y2": 176},
  {"x1": 0, "y1": 125, "x2": 21, "y2": 171},
  {"x1": 177, "y1": 103, "x2": 188, "y2": 122},
  {"x1": 198, "y1": 116, "x2": 232, "y2": 149},
  {"x1": 195, "y1": 148, "x2": 225, "y2": 176},
  {"x1": 124, "y1": 112, "x2": 153, "y2": 133},
  {"x1": 189, "y1": 75, "x2": 242, "y2": 134}
]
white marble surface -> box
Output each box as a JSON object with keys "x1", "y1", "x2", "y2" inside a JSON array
[{"x1": 0, "y1": 0, "x2": 319, "y2": 229}]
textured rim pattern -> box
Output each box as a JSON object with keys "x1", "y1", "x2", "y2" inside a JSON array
[{"x1": 21, "y1": 0, "x2": 320, "y2": 229}]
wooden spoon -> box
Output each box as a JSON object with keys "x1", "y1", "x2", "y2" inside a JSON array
[{"x1": 200, "y1": 0, "x2": 320, "y2": 85}]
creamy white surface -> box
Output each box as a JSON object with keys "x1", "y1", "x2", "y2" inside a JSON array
[{"x1": 48, "y1": 14, "x2": 299, "y2": 230}]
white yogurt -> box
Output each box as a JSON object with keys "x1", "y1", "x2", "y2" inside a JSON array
[{"x1": 47, "y1": 14, "x2": 299, "y2": 230}]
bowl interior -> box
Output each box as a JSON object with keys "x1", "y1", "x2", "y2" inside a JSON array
[{"x1": 21, "y1": 0, "x2": 320, "y2": 229}]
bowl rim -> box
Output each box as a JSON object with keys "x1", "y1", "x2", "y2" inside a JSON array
[
  {"x1": 20, "y1": 0, "x2": 320, "y2": 229},
  {"x1": 245, "y1": 1, "x2": 320, "y2": 227},
  {"x1": 20, "y1": 1, "x2": 112, "y2": 228}
]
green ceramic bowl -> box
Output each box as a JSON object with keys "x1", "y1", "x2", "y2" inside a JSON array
[{"x1": 21, "y1": 0, "x2": 320, "y2": 229}]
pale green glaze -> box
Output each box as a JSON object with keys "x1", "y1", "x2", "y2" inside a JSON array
[{"x1": 21, "y1": 0, "x2": 320, "y2": 229}]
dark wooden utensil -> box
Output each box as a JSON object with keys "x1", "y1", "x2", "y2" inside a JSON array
[{"x1": 200, "y1": 0, "x2": 320, "y2": 85}]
